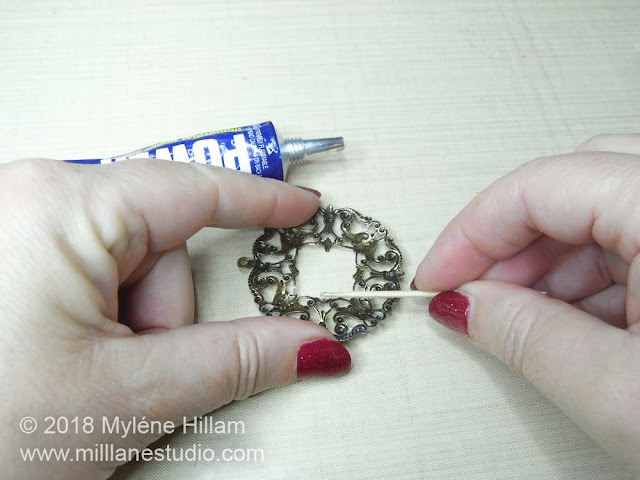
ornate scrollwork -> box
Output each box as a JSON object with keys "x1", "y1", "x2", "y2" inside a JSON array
[{"x1": 238, "y1": 205, "x2": 404, "y2": 341}]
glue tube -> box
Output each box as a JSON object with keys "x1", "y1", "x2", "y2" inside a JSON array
[{"x1": 65, "y1": 121, "x2": 344, "y2": 181}]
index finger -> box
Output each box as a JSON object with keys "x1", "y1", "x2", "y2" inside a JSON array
[
  {"x1": 414, "y1": 151, "x2": 640, "y2": 291},
  {"x1": 78, "y1": 159, "x2": 321, "y2": 253}
]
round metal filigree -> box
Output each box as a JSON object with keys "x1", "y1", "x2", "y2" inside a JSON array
[{"x1": 237, "y1": 205, "x2": 404, "y2": 341}]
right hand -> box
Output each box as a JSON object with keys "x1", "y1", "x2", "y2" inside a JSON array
[{"x1": 413, "y1": 134, "x2": 640, "y2": 474}]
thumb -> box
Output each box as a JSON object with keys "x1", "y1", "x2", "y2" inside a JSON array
[
  {"x1": 426, "y1": 281, "x2": 640, "y2": 470},
  {"x1": 110, "y1": 317, "x2": 350, "y2": 421}
]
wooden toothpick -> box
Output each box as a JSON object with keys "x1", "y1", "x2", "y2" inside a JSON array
[{"x1": 318, "y1": 290, "x2": 439, "y2": 301}]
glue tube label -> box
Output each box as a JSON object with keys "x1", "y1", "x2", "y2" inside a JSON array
[{"x1": 67, "y1": 121, "x2": 285, "y2": 180}]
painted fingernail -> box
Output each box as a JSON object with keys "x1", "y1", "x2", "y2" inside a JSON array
[
  {"x1": 428, "y1": 291, "x2": 470, "y2": 335},
  {"x1": 410, "y1": 278, "x2": 416, "y2": 290},
  {"x1": 296, "y1": 338, "x2": 351, "y2": 379},
  {"x1": 296, "y1": 186, "x2": 322, "y2": 197}
]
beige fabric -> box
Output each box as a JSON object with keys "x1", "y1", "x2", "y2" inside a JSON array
[{"x1": 1, "y1": 1, "x2": 639, "y2": 478}]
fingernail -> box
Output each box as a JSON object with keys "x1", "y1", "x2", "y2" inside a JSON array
[
  {"x1": 428, "y1": 291, "x2": 470, "y2": 335},
  {"x1": 296, "y1": 186, "x2": 322, "y2": 198},
  {"x1": 296, "y1": 338, "x2": 351, "y2": 379},
  {"x1": 410, "y1": 278, "x2": 416, "y2": 290}
]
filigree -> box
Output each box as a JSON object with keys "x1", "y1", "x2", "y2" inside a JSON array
[{"x1": 237, "y1": 205, "x2": 404, "y2": 341}]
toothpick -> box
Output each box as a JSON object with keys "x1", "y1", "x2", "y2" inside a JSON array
[{"x1": 318, "y1": 290, "x2": 439, "y2": 301}]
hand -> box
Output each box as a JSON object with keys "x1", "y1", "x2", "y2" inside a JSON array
[
  {"x1": 0, "y1": 159, "x2": 351, "y2": 480},
  {"x1": 413, "y1": 134, "x2": 640, "y2": 474}
]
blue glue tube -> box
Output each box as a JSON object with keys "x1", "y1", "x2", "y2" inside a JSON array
[{"x1": 65, "y1": 121, "x2": 344, "y2": 181}]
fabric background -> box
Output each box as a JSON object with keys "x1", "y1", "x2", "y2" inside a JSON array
[{"x1": 1, "y1": 1, "x2": 639, "y2": 478}]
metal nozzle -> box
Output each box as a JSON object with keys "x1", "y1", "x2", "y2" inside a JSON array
[{"x1": 280, "y1": 137, "x2": 345, "y2": 165}]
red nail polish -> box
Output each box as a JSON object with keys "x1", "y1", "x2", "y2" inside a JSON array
[
  {"x1": 428, "y1": 291, "x2": 469, "y2": 335},
  {"x1": 296, "y1": 186, "x2": 322, "y2": 198},
  {"x1": 296, "y1": 338, "x2": 351, "y2": 379}
]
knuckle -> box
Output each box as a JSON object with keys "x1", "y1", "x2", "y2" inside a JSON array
[
  {"x1": 2, "y1": 158, "x2": 38, "y2": 189},
  {"x1": 500, "y1": 300, "x2": 540, "y2": 376},
  {"x1": 519, "y1": 154, "x2": 554, "y2": 170},
  {"x1": 230, "y1": 327, "x2": 260, "y2": 401},
  {"x1": 261, "y1": 192, "x2": 280, "y2": 226},
  {"x1": 576, "y1": 133, "x2": 609, "y2": 151},
  {"x1": 81, "y1": 171, "x2": 150, "y2": 260},
  {"x1": 0, "y1": 159, "x2": 71, "y2": 222},
  {"x1": 515, "y1": 155, "x2": 566, "y2": 185},
  {"x1": 199, "y1": 168, "x2": 222, "y2": 223},
  {"x1": 90, "y1": 194, "x2": 138, "y2": 260},
  {"x1": 1, "y1": 159, "x2": 78, "y2": 211},
  {"x1": 12, "y1": 158, "x2": 65, "y2": 186}
]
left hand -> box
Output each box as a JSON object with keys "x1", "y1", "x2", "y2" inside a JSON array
[{"x1": 1, "y1": 158, "x2": 350, "y2": 480}]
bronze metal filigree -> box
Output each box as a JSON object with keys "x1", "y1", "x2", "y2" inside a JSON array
[{"x1": 237, "y1": 205, "x2": 404, "y2": 341}]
